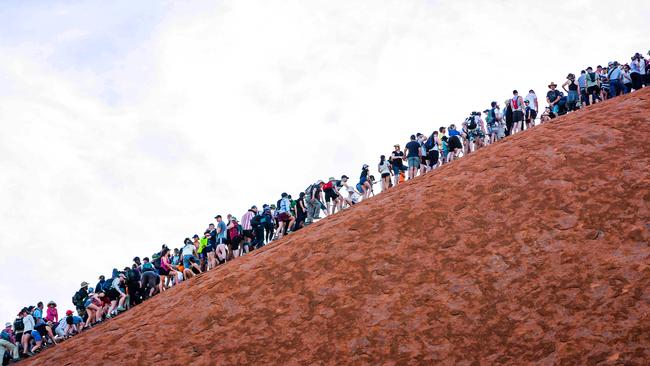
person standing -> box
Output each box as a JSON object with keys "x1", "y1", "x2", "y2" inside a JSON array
[
  {"x1": 585, "y1": 67, "x2": 600, "y2": 104},
  {"x1": 546, "y1": 82, "x2": 562, "y2": 114},
  {"x1": 577, "y1": 70, "x2": 589, "y2": 106},
  {"x1": 389, "y1": 144, "x2": 407, "y2": 186},
  {"x1": 304, "y1": 181, "x2": 323, "y2": 225},
  {"x1": 405, "y1": 135, "x2": 421, "y2": 180},
  {"x1": 510, "y1": 90, "x2": 525, "y2": 135},
  {"x1": 524, "y1": 90, "x2": 538, "y2": 129},
  {"x1": 503, "y1": 98, "x2": 513, "y2": 136},
  {"x1": 562, "y1": 74, "x2": 580, "y2": 111},
  {"x1": 378, "y1": 155, "x2": 392, "y2": 192},
  {"x1": 608, "y1": 61, "x2": 623, "y2": 97},
  {"x1": 240, "y1": 206, "x2": 256, "y2": 253}
]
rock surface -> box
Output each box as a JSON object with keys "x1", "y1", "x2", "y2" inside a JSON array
[{"x1": 27, "y1": 89, "x2": 650, "y2": 365}]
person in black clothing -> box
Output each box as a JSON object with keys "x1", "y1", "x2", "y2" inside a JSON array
[
  {"x1": 405, "y1": 134, "x2": 421, "y2": 180},
  {"x1": 504, "y1": 98, "x2": 513, "y2": 136},
  {"x1": 389, "y1": 144, "x2": 407, "y2": 186}
]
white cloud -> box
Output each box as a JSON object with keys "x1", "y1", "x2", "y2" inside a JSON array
[{"x1": 0, "y1": 0, "x2": 649, "y2": 322}]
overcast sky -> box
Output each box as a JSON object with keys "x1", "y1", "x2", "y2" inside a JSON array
[{"x1": 1, "y1": 0, "x2": 648, "y2": 322}]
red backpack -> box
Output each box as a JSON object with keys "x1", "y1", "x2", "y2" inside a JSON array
[{"x1": 228, "y1": 224, "x2": 242, "y2": 241}]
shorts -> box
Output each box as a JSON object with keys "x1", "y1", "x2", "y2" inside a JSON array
[
  {"x1": 381, "y1": 172, "x2": 390, "y2": 178},
  {"x1": 420, "y1": 156, "x2": 427, "y2": 165},
  {"x1": 158, "y1": 267, "x2": 170, "y2": 276},
  {"x1": 277, "y1": 212, "x2": 291, "y2": 222},
  {"x1": 391, "y1": 164, "x2": 407, "y2": 175},
  {"x1": 182, "y1": 255, "x2": 195, "y2": 269},
  {"x1": 31, "y1": 330, "x2": 42, "y2": 342},
  {"x1": 323, "y1": 188, "x2": 338, "y2": 203},
  {"x1": 512, "y1": 110, "x2": 524, "y2": 122},
  {"x1": 35, "y1": 323, "x2": 47, "y2": 337},
  {"x1": 204, "y1": 244, "x2": 214, "y2": 253},
  {"x1": 107, "y1": 288, "x2": 120, "y2": 300},
  {"x1": 427, "y1": 150, "x2": 439, "y2": 166},
  {"x1": 526, "y1": 109, "x2": 537, "y2": 120},
  {"x1": 84, "y1": 299, "x2": 93, "y2": 308},
  {"x1": 243, "y1": 229, "x2": 253, "y2": 239},
  {"x1": 448, "y1": 135, "x2": 462, "y2": 151},
  {"x1": 407, "y1": 156, "x2": 420, "y2": 169},
  {"x1": 230, "y1": 237, "x2": 241, "y2": 250},
  {"x1": 587, "y1": 85, "x2": 599, "y2": 95}
]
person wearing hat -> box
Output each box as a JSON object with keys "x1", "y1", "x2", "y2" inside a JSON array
[
  {"x1": 72, "y1": 282, "x2": 89, "y2": 321},
  {"x1": 546, "y1": 82, "x2": 562, "y2": 114},
  {"x1": 45, "y1": 301, "x2": 58, "y2": 323},
  {"x1": 357, "y1": 164, "x2": 372, "y2": 200},
  {"x1": 0, "y1": 321, "x2": 19, "y2": 361}
]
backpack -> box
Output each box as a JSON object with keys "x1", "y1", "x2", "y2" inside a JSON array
[
  {"x1": 512, "y1": 97, "x2": 519, "y2": 110},
  {"x1": 152, "y1": 252, "x2": 162, "y2": 269},
  {"x1": 305, "y1": 184, "x2": 317, "y2": 198},
  {"x1": 13, "y1": 318, "x2": 24, "y2": 333},
  {"x1": 0, "y1": 330, "x2": 10, "y2": 341},
  {"x1": 250, "y1": 214, "x2": 262, "y2": 228},
  {"x1": 72, "y1": 290, "x2": 85, "y2": 307},
  {"x1": 587, "y1": 72, "x2": 596, "y2": 82},
  {"x1": 126, "y1": 268, "x2": 140, "y2": 282},
  {"x1": 142, "y1": 262, "x2": 155, "y2": 272},
  {"x1": 467, "y1": 116, "x2": 478, "y2": 130},
  {"x1": 323, "y1": 181, "x2": 333, "y2": 190},
  {"x1": 101, "y1": 279, "x2": 114, "y2": 292},
  {"x1": 228, "y1": 224, "x2": 243, "y2": 241}
]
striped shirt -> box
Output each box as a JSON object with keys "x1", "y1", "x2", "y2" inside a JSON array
[{"x1": 241, "y1": 211, "x2": 254, "y2": 230}]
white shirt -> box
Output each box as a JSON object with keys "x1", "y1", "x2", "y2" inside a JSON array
[
  {"x1": 524, "y1": 93, "x2": 538, "y2": 111},
  {"x1": 22, "y1": 315, "x2": 35, "y2": 332},
  {"x1": 182, "y1": 243, "x2": 195, "y2": 257}
]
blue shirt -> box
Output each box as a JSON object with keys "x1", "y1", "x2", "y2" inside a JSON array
[
  {"x1": 449, "y1": 129, "x2": 462, "y2": 137},
  {"x1": 608, "y1": 67, "x2": 621, "y2": 81},
  {"x1": 217, "y1": 221, "x2": 227, "y2": 240},
  {"x1": 578, "y1": 74, "x2": 586, "y2": 88}
]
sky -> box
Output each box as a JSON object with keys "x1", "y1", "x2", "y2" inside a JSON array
[{"x1": 0, "y1": 0, "x2": 648, "y2": 322}]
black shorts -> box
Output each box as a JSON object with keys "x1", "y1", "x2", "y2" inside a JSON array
[
  {"x1": 587, "y1": 85, "x2": 599, "y2": 95},
  {"x1": 448, "y1": 136, "x2": 462, "y2": 151},
  {"x1": 158, "y1": 267, "x2": 170, "y2": 276},
  {"x1": 107, "y1": 288, "x2": 120, "y2": 300},
  {"x1": 526, "y1": 109, "x2": 537, "y2": 120},
  {"x1": 427, "y1": 150, "x2": 439, "y2": 166},
  {"x1": 142, "y1": 271, "x2": 158, "y2": 289},
  {"x1": 230, "y1": 237, "x2": 241, "y2": 250},
  {"x1": 204, "y1": 244, "x2": 214, "y2": 253},
  {"x1": 243, "y1": 229, "x2": 253, "y2": 239},
  {"x1": 512, "y1": 110, "x2": 524, "y2": 122},
  {"x1": 324, "y1": 188, "x2": 338, "y2": 202},
  {"x1": 381, "y1": 172, "x2": 390, "y2": 178},
  {"x1": 420, "y1": 156, "x2": 427, "y2": 165}
]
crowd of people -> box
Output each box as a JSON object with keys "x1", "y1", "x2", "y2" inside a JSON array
[{"x1": 2, "y1": 50, "x2": 648, "y2": 364}]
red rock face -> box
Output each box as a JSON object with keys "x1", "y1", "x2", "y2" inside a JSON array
[{"x1": 28, "y1": 88, "x2": 650, "y2": 365}]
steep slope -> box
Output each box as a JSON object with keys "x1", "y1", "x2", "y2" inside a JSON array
[{"x1": 29, "y1": 89, "x2": 650, "y2": 365}]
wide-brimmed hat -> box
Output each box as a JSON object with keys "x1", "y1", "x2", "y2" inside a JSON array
[
  {"x1": 548, "y1": 82, "x2": 557, "y2": 87},
  {"x1": 47, "y1": 301, "x2": 56, "y2": 307},
  {"x1": 80, "y1": 281, "x2": 89, "y2": 287}
]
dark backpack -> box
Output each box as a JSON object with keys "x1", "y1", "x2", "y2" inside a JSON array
[
  {"x1": 13, "y1": 318, "x2": 24, "y2": 333},
  {"x1": 101, "y1": 278, "x2": 114, "y2": 292},
  {"x1": 305, "y1": 184, "x2": 316, "y2": 198},
  {"x1": 72, "y1": 291, "x2": 85, "y2": 307},
  {"x1": 467, "y1": 116, "x2": 478, "y2": 130},
  {"x1": 126, "y1": 268, "x2": 140, "y2": 282},
  {"x1": 152, "y1": 252, "x2": 162, "y2": 269},
  {"x1": 250, "y1": 214, "x2": 262, "y2": 228}
]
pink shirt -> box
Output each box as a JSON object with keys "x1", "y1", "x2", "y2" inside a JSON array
[
  {"x1": 46, "y1": 307, "x2": 58, "y2": 323},
  {"x1": 241, "y1": 211, "x2": 254, "y2": 230}
]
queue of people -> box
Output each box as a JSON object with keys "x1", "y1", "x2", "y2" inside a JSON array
[{"x1": 2, "y1": 50, "x2": 648, "y2": 364}]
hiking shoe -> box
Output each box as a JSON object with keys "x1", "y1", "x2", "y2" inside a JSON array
[{"x1": 116, "y1": 306, "x2": 126, "y2": 312}]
